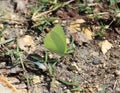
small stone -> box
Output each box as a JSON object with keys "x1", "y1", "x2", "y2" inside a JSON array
[
  {"x1": 33, "y1": 75, "x2": 40, "y2": 84},
  {"x1": 18, "y1": 89, "x2": 27, "y2": 93},
  {"x1": 15, "y1": 0, "x2": 27, "y2": 12},
  {"x1": 51, "y1": 80, "x2": 60, "y2": 88},
  {"x1": 0, "y1": 24, "x2": 4, "y2": 29},
  {"x1": 92, "y1": 57, "x2": 101, "y2": 65},
  {"x1": 8, "y1": 77, "x2": 20, "y2": 84},
  {"x1": 111, "y1": 50, "x2": 120, "y2": 58},
  {"x1": 115, "y1": 70, "x2": 120, "y2": 76},
  {"x1": 68, "y1": 62, "x2": 81, "y2": 72},
  {"x1": 66, "y1": 38, "x2": 70, "y2": 44},
  {"x1": 32, "y1": 85, "x2": 42, "y2": 93},
  {"x1": 116, "y1": 88, "x2": 120, "y2": 92},
  {"x1": 15, "y1": 82, "x2": 27, "y2": 89},
  {"x1": 86, "y1": 0, "x2": 94, "y2": 3},
  {"x1": 91, "y1": 52, "x2": 99, "y2": 56},
  {"x1": 49, "y1": 54, "x2": 53, "y2": 59},
  {"x1": 0, "y1": 62, "x2": 6, "y2": 68},
  {"x1": 88, "y1": 87, "x2": 94, "y2": 93},
  {"x1": 64, "y1": 89, "x2": 71, "y2": 93}
]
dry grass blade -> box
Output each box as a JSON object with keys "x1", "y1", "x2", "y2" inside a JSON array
[{"x1": 32, "y1": 0, "x2": 75, "y2": 22}]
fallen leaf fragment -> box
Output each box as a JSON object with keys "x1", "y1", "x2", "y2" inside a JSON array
[
  {"x1": 68, "y1": 19, "x2": 86, "y2": 33},
  {"x1": 67, "y1": 19, "x2": 93, "y2": 45},
  {"x1": 18, "y1": 89, "x2": 27, "y2": 93},
  {"x1": 68, "y1": 62, "x2": 82, "y2": 72},
  {"x1": 0, "y1": 75, "x2": 18, "y2": 93},
  {"x1": 81, "y1": 27, "x2": 93, "y2": 40},
  {"x1": 17, "y1": 35, "x2": 35, "y2": 53},
  {"x1": 99, "y1": 40, "x2": 113, "y2": 54}
]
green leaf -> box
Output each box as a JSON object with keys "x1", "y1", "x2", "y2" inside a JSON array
[{"x1": 44, "y1": 24, "x2": 67, "y2": 55}]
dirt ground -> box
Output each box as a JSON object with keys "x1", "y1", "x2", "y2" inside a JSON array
[{"x1": 0, "y1": 0, "x2": 120, "y2": 93}]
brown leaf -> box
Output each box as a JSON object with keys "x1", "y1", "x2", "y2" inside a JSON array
[
  {"x1": 99, "y1": 40, "x2": 113, "y2": 54},
  {"x1": 81, "y1": 27, "x2": 93, "y2": 40},
  {"x1": 68, "y1": 19, "x2": 86, "y2": 33},
  {"x1": 17, "y1": 35, "x2": 35, "y2": 53},
  {"x1": 67, "y1": 19, "x2": 93, "y2": 45}
]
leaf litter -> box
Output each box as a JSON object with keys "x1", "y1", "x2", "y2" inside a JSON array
[
  {"x1": 17, "y1": 35, "x2": 35, "y2": 54},
  {"x1": 99, "y1": 40, "x2": 113, "y2": 54},
  {"x1": 67, "y1": 19, "x2": 93, "y2": 45}
]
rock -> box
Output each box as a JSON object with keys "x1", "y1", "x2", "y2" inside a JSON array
[
  {"x1": 8, "y1": 77, "x2": 20, "y2": 84},
  {"x1": 68, "y1": 62, "x2": 81, "y2": 73},
  {"x1": 116, "y1": 88, "x2": 120, "y2": 93},
  {"x1": 64, "y1": 89, "x2": 71, "y2": 93},
  {"x1": 115, "y1": 70, "x2": 120, "y2": 76},
  {"x1": 15, "y1": 82, "x2": 27, "y2": 89},
  {"x1": 92, "y1": 57, "x2": 101, "y2": 65},
  {"x1": 33, "y1": 75, "x2": 40, "y2": 84},
  {"x1": 18, "y1": 89, "x2": 27, "y2": 93}
]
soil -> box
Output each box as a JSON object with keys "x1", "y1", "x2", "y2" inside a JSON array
[{"x1": 0, "y1": 0, "x2": 120, "y2": 93}]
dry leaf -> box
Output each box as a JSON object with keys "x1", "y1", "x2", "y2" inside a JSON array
[
  {"x1": 99, "y1": 40, "x2": 113, "y2": 54},
  {"x1": 17, "y1": 35, "x2": 35, "y2": 53},
  {"x1": 0, "y1": 75, "x2": 18, "y2": 93},
  {"x1": 68, "y1": 19, "x2": 86, "y2": 33},
  {"x1": 81, "y1": 27, "x2": 93, "y2": 40},
  {"x1": 67, "y1": 19, "x2": 93, "y2": 45}
]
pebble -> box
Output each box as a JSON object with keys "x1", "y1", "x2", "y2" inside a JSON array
[
  {"x1": 116, "y1": 88, "x2": 120, "y2": 92},
  {"x1": 33, "y1": 75, "x2": 40, "y2": 84},
  {"x1": 92, "y1": 57, "x2": 101, "y2": 65},
  {"x1": 8, "y1": 77, "x2": 20, "y2": 84},
  {"x1": 68, "y1": 62, "x2": 81, "y2": 72},
  {"x1": 15, "y1": 82, "x2": 27, "y2": 89},
  {"x1": 0, "y1": 23, "x2": 4, "y2": 29},
  {"x1": 115, "y1": 70, "x2": 120, "y2": 76},
  {"x1": 18, "y1": 89, "x2": 27, "y2": 93},
  {"x1": 64, "y1": 89, "x2": 71, "y2": 93}
]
